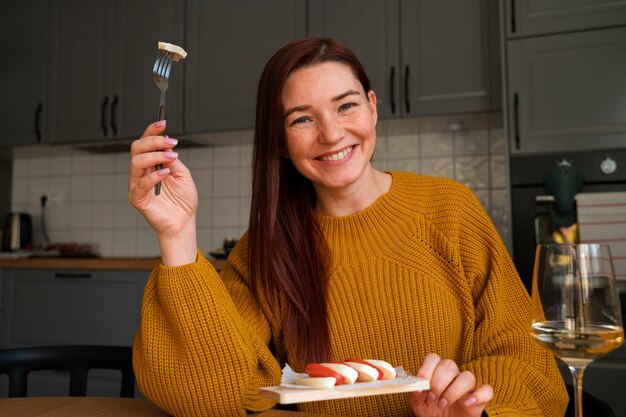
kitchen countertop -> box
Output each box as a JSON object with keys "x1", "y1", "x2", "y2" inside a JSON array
[{"x1": 0, "y1": 257, "x2": 226, "y2": 270}]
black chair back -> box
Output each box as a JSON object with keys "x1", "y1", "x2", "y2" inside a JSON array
[{"x1": 0, "y1": 345, "x2": 135, "y2": 398}]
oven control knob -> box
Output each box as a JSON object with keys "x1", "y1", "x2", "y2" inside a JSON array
[{"x1": 600, "y1": 157, "x2": 617, "y2": 175}]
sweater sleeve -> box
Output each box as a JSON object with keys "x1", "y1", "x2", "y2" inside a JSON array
[
  {"x1": 132, "y1": 249, "x2": 282, "y2": 417},
  {"x1": 454, "y1": 187, "x2": 568, "y2": 417}
]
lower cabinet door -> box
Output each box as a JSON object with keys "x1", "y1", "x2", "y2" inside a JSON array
[{"x1": 0, "y1": 269, "x2": 149, "y2": 397}]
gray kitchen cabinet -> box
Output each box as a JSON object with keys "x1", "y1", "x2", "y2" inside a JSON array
[
  {"x1": 0, "y1": 268, "x2": 148, "y2": 397},
  {"x1": 503, "y1": 0, "x2": 626, "y2": 39},
  {"x1": 184, "y1": 0, "x2": 306, "y2": 133},
  {"x1": 307, "y1": 0, "x2": 501, "y2": 119},
  {"x1": 0, "y1": 269, "x2": 148, "y2": 348},
  {"x1": 47, "y1": 0, "x2": 184, "y2": 144},
  {"x1": 506, "y1": 26, "x2": 626, "y2": 155},
  {"x1": 0, "y1": 0, "x2": 49, "y2": 147}
]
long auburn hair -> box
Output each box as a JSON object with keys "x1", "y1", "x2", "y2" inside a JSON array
[{"x1": 248, "y1": 38, "x2": 372, "y2": 366}]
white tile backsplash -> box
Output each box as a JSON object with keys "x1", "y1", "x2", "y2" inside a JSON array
[
  {"x1": 92, "y1": 174, "x2": 116, "y2": 201},
  {"x1": 421, "y1": 157, "x2": 454, "y2": 179},
  {"x1": 50, "y1": 156, "x2": 72, "y2": 176},
  {"x1": 186, "y1": 147, "x2": 213, "y2": 169},
  {"x1": 213, "y1": 147, "x2": 239, "y2": 168},
  {"x1": 420, "y1": 131, "x2": 454, "y2": 157},
  {"x1": 71, "y1": 155, "x2": 94, "y2": 175},
  {"x1": 213, "y1": 167, "x2": 240, "y2": 197},
  {"x1": 387, "y1": 134, "x2": 419, "y2": 159},
  {"x1": 13, "y1": 159, "x2": 29, "y2": 178},
  {"x1": 70, "y1": 176, "x2": 92, "y2": 202},
  {"x1": 10, "y1": 112, "x2": 511, "y2": 257},
  {"x1": 454, "y1": 130, "x2": 489, "y2": 155},
  {"x1": 29, "y1": 157, "x2": 50, "y2": 177},
  {"x1": 194, "y1": 169, "x2": 213, "y2": 198},
  {"x1": 212, "y1": 198, "x2": 240, "y2": 227},
  {"x1": 11, "y1": 178, "x2": 28, "y2": 204},
  {"x1": 91, "y1": 201, "x2": 115, "y2": 229},
  {"x1": 455, "y1": 155, "x2": 489, "y2": 189},
  {"x1": 93, "y1": 154, "x2": 118, "y2": 174},
  {"x1": 28, "y1": 177, "x2": 50, "y2": 206},
  {"x1": 197, "y1": 198, "x2": 213, "y2": 228}
]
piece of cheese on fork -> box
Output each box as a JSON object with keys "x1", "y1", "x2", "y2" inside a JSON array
[{"x1": 157, "y1": 42, "x2": 187, "y2": 61}]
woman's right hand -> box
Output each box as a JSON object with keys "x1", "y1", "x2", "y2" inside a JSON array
[{"x1": 129, "y1": 121, "x2": 199, "y2": 265}]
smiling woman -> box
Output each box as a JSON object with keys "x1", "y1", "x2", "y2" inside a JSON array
[{"x1": 128, "y1": 37, "x2": 568, "y2": 417}]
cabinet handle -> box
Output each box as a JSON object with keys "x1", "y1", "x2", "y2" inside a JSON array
[
  {"x1": 100, "y1": 96, "x2": 109, "y2": 136},
  {"x1": 404, "y1": 66, "x2": 410, "y2": 114},
  {"x1": 389, "y1": 66, "x2": 396, "y2": 115},
  {"x1": 510, "y1": 0, "x2": 516, "y2": 33},
  {"x1": 513, "y1": 92, "x2": 520, "y2": 150},
  {"x1": 54, "y1": 272, "x2": 92, "y2": 279},
  {"x1": 111, "y1": 95, "x2": 118, "y2": 136},
  {"x1": 34, "y1": 102, "x2": 43, "y2": 142}
]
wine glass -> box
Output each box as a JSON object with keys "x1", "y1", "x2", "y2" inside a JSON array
[{"x1": 530, "y1": 243, "x2": 624, "y2": 417}]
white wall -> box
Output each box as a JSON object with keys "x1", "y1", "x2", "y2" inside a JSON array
[{"x1": 10, "y1": 112, "x2": 510, "y2": 258}]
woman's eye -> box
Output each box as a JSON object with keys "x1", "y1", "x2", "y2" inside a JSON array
[
  {"x1": 291, "y1": 116, "x2": 310, "y2": 125},
  {"x1": 339, "y1": 102, "x2": 356, "y2": 111}
]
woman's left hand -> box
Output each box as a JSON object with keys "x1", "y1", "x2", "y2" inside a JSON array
[{"x1": 408, "y1": 353, "x2": 493, "y2": 417}]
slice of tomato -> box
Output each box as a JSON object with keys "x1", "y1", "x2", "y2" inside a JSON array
[{"x1": 305, "y1": 363, "x2": 346, "y2": 385}]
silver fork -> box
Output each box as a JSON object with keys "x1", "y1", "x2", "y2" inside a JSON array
[{"x1": 152, "y1": 52, "x2": 174, "y2": 196}]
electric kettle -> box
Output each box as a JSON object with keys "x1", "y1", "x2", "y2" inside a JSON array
[{"x1": 2, "y1": 212, "x2": 33, "y2": 251}]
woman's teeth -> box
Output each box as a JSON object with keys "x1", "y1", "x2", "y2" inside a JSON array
[{"x1": 320, "y1": 146, "x2": 352, "y2": 161}]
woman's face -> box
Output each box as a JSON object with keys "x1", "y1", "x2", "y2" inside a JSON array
[{"x1": 281, "y1": 62, "x2": 378, "y2": 193}]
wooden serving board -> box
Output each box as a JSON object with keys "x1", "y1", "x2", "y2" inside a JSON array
[{"x1": 259, "y1": 376, "x2": 429, "y2": 404}]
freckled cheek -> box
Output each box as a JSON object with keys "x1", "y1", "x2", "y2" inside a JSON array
[{"x1": 285, "y1": 133, "x2": 318, "y2": 160}]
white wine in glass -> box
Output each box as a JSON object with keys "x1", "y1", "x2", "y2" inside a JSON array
[{"x1": 531, "y1": 244, "x2": 624, "y2": 417}]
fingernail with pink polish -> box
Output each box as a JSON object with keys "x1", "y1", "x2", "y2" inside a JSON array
[
  {"x1": 164, "y1": 152, "x2": 178, "y2": 159},
  {"x1": 155, "y1": 120, "x2": 166, "y2": 127},
  {"x1": 164, "y1": 137, "x2": 178, "y2": 146},
  {"x1": 157, "y1": 168, "x2": 170, "y2": 176}
]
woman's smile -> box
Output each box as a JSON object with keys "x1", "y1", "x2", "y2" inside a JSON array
[{"x1": 317, "y1": 145, "x2": 355, "y2": 162}]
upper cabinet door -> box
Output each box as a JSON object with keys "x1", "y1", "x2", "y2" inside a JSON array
[
  {"x1": 48, "y1": 0, "x2": 185, "y2": 144},
  {"x1": 48, "y1": 0, "x2": 110, "y2": 143},
  {"x1": 185, "y1": 0, "x2": 306, "y2": 133},
  {"x1": 507, "y1": 26, "x2": 626, "y2": 155},
  {"x1": 0, "y1": 0, "x2": 49, "y2": 147},
  {"x1": 110, "y1": 0, "x2": 185, "y2": 139},
  {"x1": 307, "y1": 0, "x2": 400, "y2": 119},
  {"x1": 401, "y1": 0, "x2": 494, "y2": 116},
  {"x1": 504, "y1": 0, "x2": 626, "y2": 38}
]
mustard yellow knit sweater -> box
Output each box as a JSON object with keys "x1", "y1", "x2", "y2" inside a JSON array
[{"x1": 133, "y1": 171, "x2": 568, "y2": 417}]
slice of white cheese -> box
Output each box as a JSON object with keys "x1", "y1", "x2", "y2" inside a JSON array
[
  {"x1": 294, "y1": 377, "x2": 336, "y2": 388},
  {"x1": 363, "y1": 359, "x2": 397, "y2": 379},
  {"x1": 157, "y1": 42, "x2": 187, "y2": 61},
  {"x1": 344, "y1": 361, "x2": 379, "y2": 382}
]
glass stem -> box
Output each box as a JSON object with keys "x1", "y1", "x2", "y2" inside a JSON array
[{"x1": 568, "y1": 365, "x2": 586, "y2": 417}]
